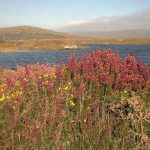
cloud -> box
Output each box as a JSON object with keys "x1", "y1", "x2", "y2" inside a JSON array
[
  {"x1": 62, "y1": 9, "x2": 150, "y2": 32},
  {"x1": 68, "y1": 20, "x2": 91, "y2": 26}
]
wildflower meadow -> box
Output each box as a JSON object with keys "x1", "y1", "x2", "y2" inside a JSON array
[{"x1": 0, "y1": 49, "x2": 150, "y2": 149}]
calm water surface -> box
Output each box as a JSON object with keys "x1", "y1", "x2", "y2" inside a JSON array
[{"x1": 0, "y1": 44, "x2": 150, "y2": 69}]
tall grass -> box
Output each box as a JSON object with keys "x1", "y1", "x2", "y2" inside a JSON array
[{"x1": 0, "y1": 49, "x2": 150, "y2": 149}]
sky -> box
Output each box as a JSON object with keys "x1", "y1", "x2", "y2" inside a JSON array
[{"x1": 0, "y1": 0, "x2": 150, "y2": 31}]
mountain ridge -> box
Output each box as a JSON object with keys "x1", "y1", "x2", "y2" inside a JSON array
[{"x1": 0, "y1": 25, "x2": 74, "y2": 40}]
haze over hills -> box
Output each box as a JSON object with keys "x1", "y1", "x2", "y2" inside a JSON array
[
  {"x1": 61, "y1": 9, "x2": 150, "y2": 39},
  {"x1": 0, "y1": 26, "x2": 74, "y2": 41},
  {"x1": 70, "y1": 30, "x2": 150, "y2": 39},
  {"x1": 0, "y1": 26, "x2": 150, "y2": 41}
]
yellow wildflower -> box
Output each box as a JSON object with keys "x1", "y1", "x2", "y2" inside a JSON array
[
  {"x1": 15, "y1": 81, "x2": 20, "y2": 86},
  {"x1": 6, "y1": 95, "x2": 10, "y2": 99},
  {"x1": 16, "y1": 91, "x2": 23, "y2": 96},
  {"x1": 83, "y1": 119, "x2": 87, "y2": 123},
  {"x1": 67, "y1": 141, "x2": 70, "y2": 144},
  {"x1": 2, "y1": 84, "x2": 7, "y2": 88},
  {"x1": 43, "y1": 74, "x2": 49, "y2": 78},
  {"x1": 69, "y1": 101, "x2": 75, "y2": 106},
  {"x1": 0, "y1": 94, "x2": 5, "y2": 102},
  {"x1": 64, "y1": 86, "x2": 69, "y2": 91},
  {"x1": 11, "y1": 93, "x2": 15, "y2": 98},
  {"x1": 124, "y1": 90, "x2": 128, "y2": 93}
]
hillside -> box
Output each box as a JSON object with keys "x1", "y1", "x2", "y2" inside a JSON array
[
  {"x1": 0, "y1": 26, "x2": 74, "y2": 40},
  {"x1": 0, "y1": 26, "x2": 150, "y2": 51},
  {"x1": 72, "y1": 30, "x2": 150, "y2": 39}
]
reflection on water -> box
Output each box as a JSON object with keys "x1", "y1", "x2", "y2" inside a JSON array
[{"x1": 0, "y1": 44, "x2": 150, "y2": 69}]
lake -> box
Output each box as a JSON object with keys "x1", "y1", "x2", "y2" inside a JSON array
[{"x1": 0, "y1": 44, "x2": 150, "y2": 69}]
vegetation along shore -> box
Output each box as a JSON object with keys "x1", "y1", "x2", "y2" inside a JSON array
[{"x1": 0, "y1": 26, "x2": 150, "y2": 52}]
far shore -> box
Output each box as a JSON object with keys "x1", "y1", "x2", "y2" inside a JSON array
[{"x1": 0, "y1": 38, "x2": 150, "y2": 52}]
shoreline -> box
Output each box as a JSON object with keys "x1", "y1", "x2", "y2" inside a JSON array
[{"x1": 0, "y1": 38, "x2": 150, "y2": 52}]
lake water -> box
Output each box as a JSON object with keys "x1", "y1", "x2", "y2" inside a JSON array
[{"x1": 0, "y1": 44, "x2": 150, "y2": 69}]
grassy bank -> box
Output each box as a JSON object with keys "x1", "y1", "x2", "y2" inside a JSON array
[
  {"x1": 0, "y1": 38, "x2": 150, "y2": 52},
  {"x1": 0, "y1": 49, "x2": 150, "y2": 149},
  {"x1": 0, "y1": 39, "x2": 88, "y2": 52}
]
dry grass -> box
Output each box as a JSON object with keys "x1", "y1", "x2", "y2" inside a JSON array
[{"x1": 0, "y1": 38, "x2": 150, "y2": 52}]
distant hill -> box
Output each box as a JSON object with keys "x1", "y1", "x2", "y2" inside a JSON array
[
  {"x1": 0, "y1": 26, "x2": 74, "y2": 40},
  {"x1": 1, "y1": 26, "x2": 150, "y2": 41},
  {"x1": 72, "y1": 30, "x2": 150, "y2": 39}
]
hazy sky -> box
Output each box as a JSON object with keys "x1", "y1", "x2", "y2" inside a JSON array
[{"x1": 0, "y1": 0, "x2": 150, "y2": 31}]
